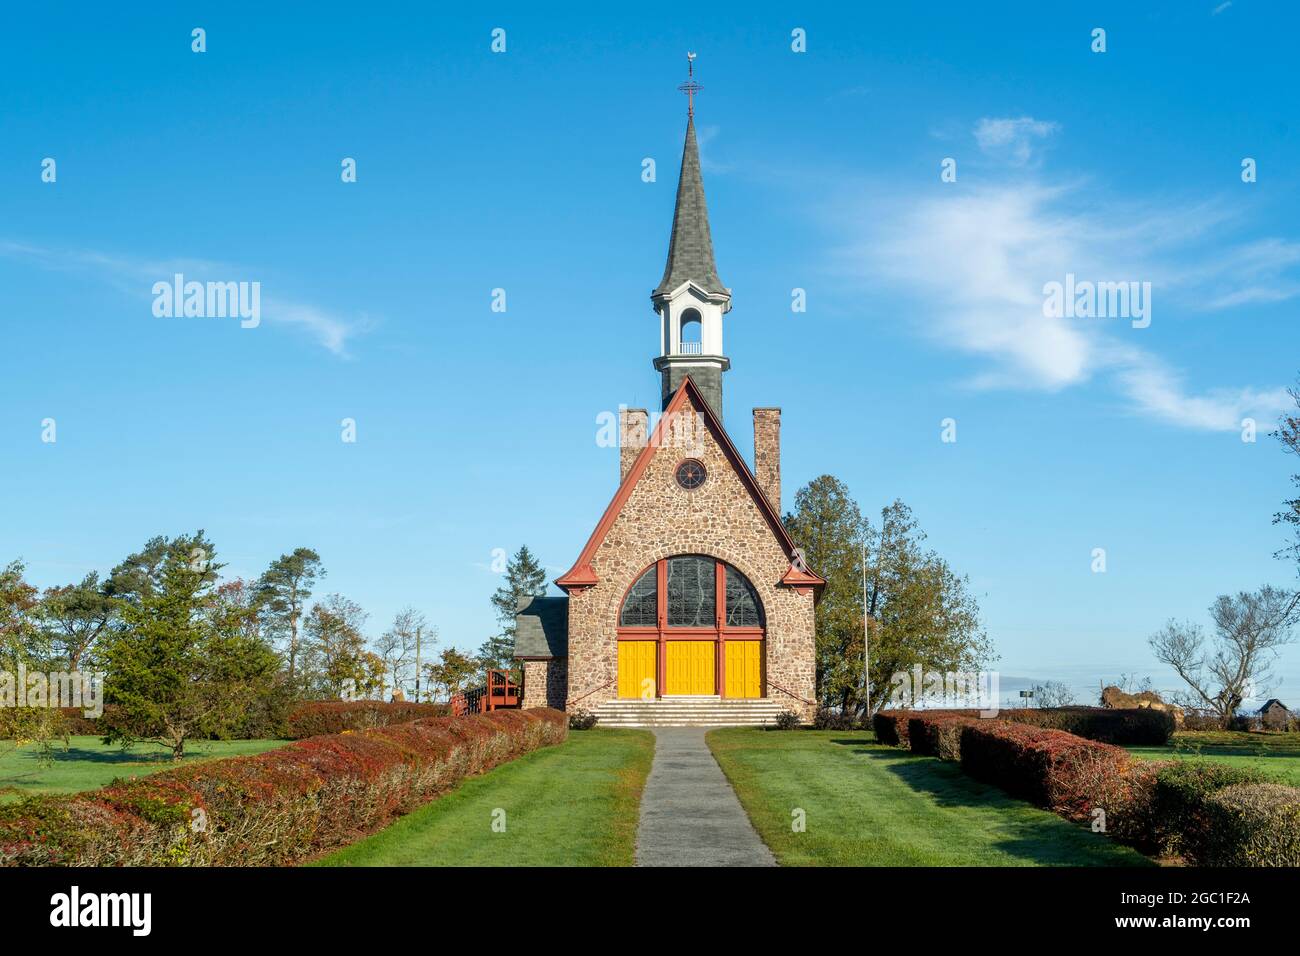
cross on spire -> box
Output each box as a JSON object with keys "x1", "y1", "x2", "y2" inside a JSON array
[{"x1": 677, "y1": 52, "x2": 702, "y2": 118}]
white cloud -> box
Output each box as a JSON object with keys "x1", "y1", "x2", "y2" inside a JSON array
[
  {"x1": 974, "y1": 116, "x2": 1059, "y2": 166},
  {"x1": 0, "y1": 240, "x2": 365, "y2": 357},
  {"x1": 830, "y1": 177, "x2": 1296, "y2": 431}
]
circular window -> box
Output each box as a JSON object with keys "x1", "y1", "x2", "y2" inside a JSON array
[{"x1": 675, "y1": 459, "x2": 706, "y2": 490}]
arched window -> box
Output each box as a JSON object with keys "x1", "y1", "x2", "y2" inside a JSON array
[
  {"x1": 678, "y1": 308, "x2": 702, "y2": 354},
  {"x1": 618, "y1": 556, "x2": 765, "y2": 629}
]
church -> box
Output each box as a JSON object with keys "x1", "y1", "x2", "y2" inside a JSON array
[{"x1": 514, "y1": 76, "x2": 823, "y2": 726}]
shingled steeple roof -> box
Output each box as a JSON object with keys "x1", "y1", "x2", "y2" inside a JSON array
[{"x1": 654, "y1": 116, "x2": 728, "y2": 298}]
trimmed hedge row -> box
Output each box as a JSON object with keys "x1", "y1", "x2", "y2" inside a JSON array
[
  {"x1": 1204, "y1": 783, "x2": 1300, "y2": 866},
  {"x1": 1151, "y1": 762, "x2": 1277, "y2": 863},
  {"x1": 874, "y1": 706, "x2": 1171, "y2": 746},
  {"x1": 958, "y1": 720, "x2": 1132, "y2": 819},
  {"x1": 878, "y1": 710, "x2": 1300, "y2": 863},
  {"x1": 4, "y1": 701, "x2": 453, "y2": 741},
  {"x1": 283, "y1": 700, "x2": 450, "y2": 738},
  {"x1": 0, "y1": 708, "x2": 566, "y2": 866}
]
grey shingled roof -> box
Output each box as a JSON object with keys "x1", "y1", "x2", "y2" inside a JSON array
[
  {"x1": 513, "y1": 595, "x2": 568, "y2": 659},
  {"x1": 653, "y1": 117, "x2": 728, "y2": 297}
]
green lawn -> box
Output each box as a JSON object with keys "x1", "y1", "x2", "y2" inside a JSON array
[
  {"x1": 0, "y1": 736, "x2": 290, "y2": 800},
  {"x1": 708, "y1": 728, "x2": 1152, "y2": 867},
  {"x1": 1127, "y1": 730, "x2": 1300, "y2": 785},
  {"x1": 315, "y1": 728, "x2": 655, "y2": 867}
]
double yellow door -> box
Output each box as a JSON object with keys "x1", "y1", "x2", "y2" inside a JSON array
[{"x1": 619, "y1": 640, "x2": 763, "y2": 698}]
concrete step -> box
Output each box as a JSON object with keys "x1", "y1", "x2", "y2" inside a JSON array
[{"x1": 591, "y1": 697, "x2": 794, "y2": 727}]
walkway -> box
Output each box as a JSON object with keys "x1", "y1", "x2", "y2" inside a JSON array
[{"x1": 635, "y1": 727, "x2": 776, "y2": 866}]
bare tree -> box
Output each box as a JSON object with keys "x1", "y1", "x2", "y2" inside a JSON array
[
  {"x1": 375, "y1": 608, "x2": 424, "y2": 700},
  {"x1": 1149, "y1": 585, "x2": 1297, "y2": 729},
  {"x1": 1030, "y1": 680, "x2": 1075, "y2": 708}
]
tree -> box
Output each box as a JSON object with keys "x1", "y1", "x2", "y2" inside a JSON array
[
  {"x1": 425, "y1": 647, "x2": 478, "y2": 702},
  {"x1": 100, "y1": 532, "x2": 279, "y2": 759},
  {"x1": 785, "y1": 477, "x2": 993, "y2": 718},
  {"x1": 1276, "y1": 382, "x2": 1300, "y2": 570},
  {"x1": 0, "y1": 560, "x2": 42, "y2": 671},
  {"x1": 301, "y1": 593, "x2": 371, "y2": 698},
  {"x1": 478, "y1": 545, "x2": 547, "y2": 677},
  {"x1": 1149, "y1": 585, "x2": 1297, "y2": 729},
  {"x1": 1029, "y1": 680, "x2": 1076, "y2": 708},
  {"x1": 255, "y1": 548, "x2": 325, "y2": 691},
  {"x1": 375, "y1": 607, "x2": 427, "y2": 700},
  {"x1": 38, "y1": 573, "x2": 116, "y2": 671}
]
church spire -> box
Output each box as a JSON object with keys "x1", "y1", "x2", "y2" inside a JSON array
[
  {"x1": 651, "y1": 54, "x2": 732, "y2": 421},
  {"x1": 654, "y1": 56, "x2": 727, "y2": 298}
]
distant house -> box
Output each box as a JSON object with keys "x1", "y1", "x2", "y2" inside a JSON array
[{"x1": 1258, "y1": 699, "x2": 1292, "y2": 731}]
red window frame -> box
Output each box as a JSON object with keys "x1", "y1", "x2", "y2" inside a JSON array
[{"x1": 616, "y1": 556, "x2": 764, "y2": 698}]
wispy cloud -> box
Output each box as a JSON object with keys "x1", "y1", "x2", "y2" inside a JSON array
[
  {"x1": 0, "y1": 240, "x2": 367, "y2": 356},
  {"x1": 1213, "y1": 1, "x2": 1232, "y2": 15},
  {"x1": 827, "y1": 155, "x2": 1297, "y2": 431},
  {"x1": 974, "y1": 116, "x2": 1059, "y2": 166}
]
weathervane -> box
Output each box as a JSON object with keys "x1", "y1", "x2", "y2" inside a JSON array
[{"x1": 677, "y1": 51, "x2": 702, "y2": 118}]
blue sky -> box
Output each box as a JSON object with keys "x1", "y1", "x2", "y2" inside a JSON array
[{"x1": 1, "y1": 2, "x2": 1298, "y2": 705}]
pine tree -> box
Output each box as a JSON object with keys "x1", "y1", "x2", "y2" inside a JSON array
[{"x1": 478, "y1": 545, "x2": 548, "y2": 675}]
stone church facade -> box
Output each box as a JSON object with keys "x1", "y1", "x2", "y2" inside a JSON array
[{"x1": 514, "y1": 95, "x2": 822, "y2": 724}]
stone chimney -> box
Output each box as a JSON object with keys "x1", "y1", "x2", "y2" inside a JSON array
[
  {"x1": 620, "y1": 407, "x2": 648, "y2": 482},
  {"x1": 753, "y1": 408, "x2": 781, "y2": 513}
]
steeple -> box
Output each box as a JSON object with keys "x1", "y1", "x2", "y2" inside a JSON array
[
  {"x1": 654, "y1": 116, "x2": 727, "y2": 298},
  {"x1": 651, "y1": 54, "x2": 732, "y2": 421}
]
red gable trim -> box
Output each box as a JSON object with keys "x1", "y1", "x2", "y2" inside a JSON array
[{"x1": 556, "y1": 377, "x2": 825, "y2": 593}]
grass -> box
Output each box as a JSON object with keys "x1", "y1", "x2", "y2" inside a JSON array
[
  {"x1": 708, "y1": 728, "x2": 1152, "y2": 867},
  {"x1": 315, "y1": 728, "x2": 655, "y2": 867},
  {"x1": 1127, "y1": 730, "x2": 1300, "y2": 785},
  {"x1": 0, "y1": 735, "x2": 290, "y2": 800}
]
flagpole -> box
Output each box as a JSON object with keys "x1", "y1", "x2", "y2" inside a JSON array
[{"x1": 862, "y1": 539, "x2": 870, "y2": 716}]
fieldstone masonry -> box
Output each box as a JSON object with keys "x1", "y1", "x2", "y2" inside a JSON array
[
  {"x1": 565, "y1": 389, "x2": 817, "y2": 720},
  {"x1": 752, "y1": 407, "x2": 781, "y2": 513},
  {"x1": 521, "y1": 658, "x2": 568, "y2": 710}
]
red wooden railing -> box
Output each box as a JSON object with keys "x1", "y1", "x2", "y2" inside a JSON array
[{"x1": 450, "y1": 669, "x2": 522, "y2": 716}]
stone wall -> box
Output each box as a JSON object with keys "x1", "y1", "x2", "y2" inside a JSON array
[
  {"x1": 522, "y1": 658, "x2": 568, "y2": 710},
  {"x1": 565, "y1": 389, "x2": 817, "y2": 719}
]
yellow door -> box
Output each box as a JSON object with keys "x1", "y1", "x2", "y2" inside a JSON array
[
  {"x1": 618, "y1": 641, "x2": 657, "y2": 699},
  {"x1": 725, "y1": 640, "x2": 763, "y2": 699},
  {"x1": 665, "y1": 641, "x2": 715, "y2": 695}
]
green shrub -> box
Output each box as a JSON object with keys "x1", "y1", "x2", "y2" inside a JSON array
[
  {"x1": 1203, "y1": 783, "x2": 1300, "y2": 866},
  {"x1": 1153, "y1": 762, "x2": 1276, "y2": 861},
  {"x1": 568, "y1": 708, "x2": 598, "y2": 730},
  {"x1": 815, "y1": 707, "x2": 862, "y2": 731},
  {"x1": 773, "y1": 711, "x2": 802, "y2": 730}
]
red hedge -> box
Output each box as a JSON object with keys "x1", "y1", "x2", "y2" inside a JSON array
[
  {"x1": 283, "y1": 700, "x2": 450, "y2": 738},
  {"x1": 958, "y1": 720, "x2": 1130, "y2": 818},
  {"x1": 0, "y1": 708, "x2": 566, "y2": 867}
]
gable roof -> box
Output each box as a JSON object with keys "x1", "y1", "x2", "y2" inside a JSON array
[
  {"x1": 653, "y1": 117, "x2": 727, "y2": 298},
  {"x1": 513, "y1": 595, "x2": 568, "y2": 659},
  {"x1": 1259, "y1": 698, "x2": 1290, "y2": 713},
  {"x1": 556, "y1": 376, "x2": 824, "y2": 594}
]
